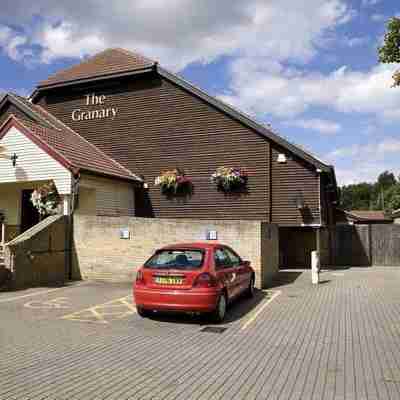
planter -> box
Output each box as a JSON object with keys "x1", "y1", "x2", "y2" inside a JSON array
[
  {"x1": 155, "y1": 169, "x2": 193, "y2": 197},
  {"x1": 211, "y1": 167, "x2": 248, "y2": 193}
]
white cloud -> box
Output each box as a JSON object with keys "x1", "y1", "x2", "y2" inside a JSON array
[
  {"x1": 362, "y1": 0, "x2": 381, "y2": 6},
  {"x1": 345, "y1": 36, "x2": 369, "y2": 47},
  {"x1": 285, "y1": 118, "x2": 341, "y2": 134},
  {"x1": 0, "y1": 26, "x2": 28, "y2": 61},
  {"x1": 219, "y1": 62, "x2": 400, "y2": 121},
  {"x1": 371, "y1": 13, "x2": 387, "y2": 22},
  {"x1": 326, "y1": 138, "x2": 400, "y2": 184},
  {"x1": 0, "y1": 0, "x2": 354, "y2": 70},
  {"x1": 328, "y1": 138, "x2": 400, "y2": 160}
]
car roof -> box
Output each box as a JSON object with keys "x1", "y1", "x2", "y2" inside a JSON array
[{"x1": 159, "y1": 242, "x2": 223, "y2": 250}]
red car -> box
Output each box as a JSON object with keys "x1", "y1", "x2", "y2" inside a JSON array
[{"x1": 133, "y1": 243, "x2": 255, "y2": 322}]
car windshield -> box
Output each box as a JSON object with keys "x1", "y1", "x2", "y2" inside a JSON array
[{"x1": 144, "y1": 249, "x2": 204, "y2": 270}]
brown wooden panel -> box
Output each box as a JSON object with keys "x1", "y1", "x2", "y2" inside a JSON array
[
  {"x1": 371, "y1": 224, "x2": 400, "y2": 266},
  {"x1": 271, "y1": 145, "x2": 320, "y2": 226},
  {"x1": 36, "y1": 75, "x2": 270, "y2": 221}
]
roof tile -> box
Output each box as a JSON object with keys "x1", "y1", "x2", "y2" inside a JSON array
[{"x1": 38, "y1": 48, "x2": 155, "y2": 88}]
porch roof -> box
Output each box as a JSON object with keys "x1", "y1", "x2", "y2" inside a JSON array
[{"x1": 0, "y1": 116, "x2": 142, "y2": 183}]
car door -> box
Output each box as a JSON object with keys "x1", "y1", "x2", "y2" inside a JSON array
[
  {"x1": 214, "y1": 248, "x2": 241, "y2": 300},
  {"x1": 224, "y1": 247, "x2": 250, "y2": 295}
]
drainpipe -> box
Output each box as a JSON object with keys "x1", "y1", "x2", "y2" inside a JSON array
[
  {"x1": 66, "y1": 174, "x2": 80, "y2": 280},
  {"x1": 316, "y1": 169, "x2": 322, "y2": 269}
]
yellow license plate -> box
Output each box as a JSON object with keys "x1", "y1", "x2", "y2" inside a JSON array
[{"x1": 155, "y1": 276, "x2": 184, "y2": 285}]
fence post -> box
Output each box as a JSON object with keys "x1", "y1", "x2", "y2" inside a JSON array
[
  {"x1": 1, "y1": 222, "x2": 5, "y2": 249},
  {"x1": 311, "y1": 250, "x2": 320, "y2": 284}
]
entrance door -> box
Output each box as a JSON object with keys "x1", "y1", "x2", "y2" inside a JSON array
[{"x1": 20, "y1": 190, "x2": 40, "y2": 233}]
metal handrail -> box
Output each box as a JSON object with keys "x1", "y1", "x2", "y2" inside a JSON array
[{"x1": 0, "y1": 223, "x2": 5, "y2": 250}]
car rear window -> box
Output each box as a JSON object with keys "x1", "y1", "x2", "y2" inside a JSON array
[{"x1": 144, "y1": 249, "x2": 205, "y2": 270}]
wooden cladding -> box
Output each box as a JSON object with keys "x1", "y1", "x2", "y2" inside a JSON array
[
  {"x1": 271, "y1": 146, "x2": 320, "y2": 226},
  {"x1": 33, "y1": 72, "x2": 326, "y2": 225},
  {"x1": 36, "y1": 75, "x2": 270, "y2": 221}
]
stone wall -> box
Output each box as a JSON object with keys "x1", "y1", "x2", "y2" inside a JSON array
[
  {"x1": 5, "y1": 215, "x2": 69, "y2": 289},
  {"x1": 72, "y1": 215, "x2": 279, "y2": 288}
]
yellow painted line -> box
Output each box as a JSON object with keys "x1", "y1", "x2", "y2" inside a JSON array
[
  {"x1": 0, "y1": 282, "x2": 88, "y2": 304},
  {"x1": 241, "y1": 290, "x2": 281, "y2": 331},
  {"x1": 61, "y1": 295, "x2": 136, "y2": 324}
]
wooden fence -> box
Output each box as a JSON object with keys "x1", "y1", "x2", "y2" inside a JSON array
[{"x1": 327, "y1": 224, "x2": 400, "y2": 267}]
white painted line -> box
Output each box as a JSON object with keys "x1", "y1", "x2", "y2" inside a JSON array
[
  {"x1": 241, "y1": 290, "x2": 281, "y2": 331},
  {"x1": 0, "y1": 282, "x2": 88, "y2": 304}
]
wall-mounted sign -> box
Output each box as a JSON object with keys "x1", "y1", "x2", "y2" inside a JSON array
[
  {"x1": 206, "y1": 229, "x2": 218, "y2": 240},
  {"x1": 72, "y1": 93, "x2": 118, "y2": 122},
  {"x1": 120, "y1": 228, "x2": 130, "y2": 240}
]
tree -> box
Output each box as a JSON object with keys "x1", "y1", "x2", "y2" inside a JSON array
[
  {"x1": 376, "y1": 170, "x2": 396, "y2": 191},
  {"x1": 384, "y1": 184, "x2": 400, "y2": 212},
  {"x1": 378, "y1": 17, "x2": 400, "y2": 86},
  {"x1": 339, "y1": 170, "x2": 398, "y2": 211},
  {"x1": 340, "y1": 183, "x2": 374, "y2": 210}
]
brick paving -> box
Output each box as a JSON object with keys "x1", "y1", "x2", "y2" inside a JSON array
[{"x1": 1, "y1": 268, "x2": 400, "y2": 399}]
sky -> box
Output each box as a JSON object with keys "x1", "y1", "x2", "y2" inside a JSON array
[{"x1": 0, "y1": 0, "x2": 399, "y2": 186}]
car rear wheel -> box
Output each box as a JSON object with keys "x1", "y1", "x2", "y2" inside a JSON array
[
  {"x1": 211, "y1": 293, "x2": 227, "y2": 323},
  {"x1": 137, "y1": 306, "x2": 150, "y2": 318},
  {"x1": 245, "y1": 276, "x2": 255, "y2": 298}
]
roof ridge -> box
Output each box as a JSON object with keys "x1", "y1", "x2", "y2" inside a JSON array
[
  {"x1": 111, "y1": 47, "x2": 156, "y2": 65},
  {"x1": 8, "y1": 93, "x2": 63, "y2": 131},
  {"x1": 37, "y1": 48, "x2": 155, "y2": 89},
  {"x1": 34, "y1": 104, "x2": 141, "y2": 181}
]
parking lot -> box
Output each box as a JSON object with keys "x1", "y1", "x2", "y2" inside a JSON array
[{"x1": 1, "y1": 268, "x2": 400, "y2": 399}]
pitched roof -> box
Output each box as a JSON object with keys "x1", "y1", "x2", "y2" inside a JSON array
[
  {"x1": 349, "y1": 210, "x2": 392, "y2": 221},
  {"x1": 340, "y1": 209, "x2": 393, "y2": 222},
  {"x1": 0, "y1": 115, "x2": 141, "y2": 182},
  {"x1": 38, "y1": 48, "x2": 155, "y2": 88}
]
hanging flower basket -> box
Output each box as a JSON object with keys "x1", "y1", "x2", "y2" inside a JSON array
[
  {"x1": 31, "y1": 182, "x2": 61, "y2": 216},
  {"x1": 211, "y1": 166, "x2": 248, "y2": 192},
  {"x1": 155, "y1": 169, "x2": 193, "y2": 196}
]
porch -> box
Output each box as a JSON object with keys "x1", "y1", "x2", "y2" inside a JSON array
[{"x1": 0, "y1": 180, "x2": 71, "y2": 244}]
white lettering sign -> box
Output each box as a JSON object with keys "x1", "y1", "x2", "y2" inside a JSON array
[{"x1": 72, "y1": 93, "x2": 118, "y2": 122}]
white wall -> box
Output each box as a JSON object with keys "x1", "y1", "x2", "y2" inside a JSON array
[{"x1": 0, "y1": 126, "x2": 71, "y2": 194}]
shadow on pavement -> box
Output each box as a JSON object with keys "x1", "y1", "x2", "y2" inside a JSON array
[
  {"x1": 143, "y1": 289, "x2": 271, "y2": 326},
  {"x1": 267, "y1": 271, "x2": 304, "y2": 289}
]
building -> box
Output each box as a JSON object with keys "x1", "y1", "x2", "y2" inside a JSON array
[
  {"x1": 335, "y1": 209, "x2": 393, "y2": 225},
  {"x1": 0, "y1": 48, "x2": 338, "y2": 272},
  {"x1": 392, "y1": 209, "x2": 400, "y2": 224}
]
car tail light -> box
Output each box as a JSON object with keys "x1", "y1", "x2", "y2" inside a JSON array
[
  {"x1": 136, "y1": 269, "x2": 145, "y2": 284},
  {"x1": 193, "y1": 272, "x2": 217, "y2": 288}
]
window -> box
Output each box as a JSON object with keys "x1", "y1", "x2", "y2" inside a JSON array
[
  {"x1": 224, "y1": 248, "x2": 242, "y2": 267},
  {"x1": 214, "y1": 248, "x2": 232, "y2": 269},
  {"x1": 144, "y1": 249, "x2": 204, "y2": 270}
]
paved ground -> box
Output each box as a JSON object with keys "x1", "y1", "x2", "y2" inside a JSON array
[{"x1": 1, "y1": 268, "x2": 400, "y2": 399}]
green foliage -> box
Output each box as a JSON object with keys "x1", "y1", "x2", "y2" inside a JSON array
[
  {"x1": 340, "y1": 183, "x2": 375, "y2": 210},
  {"x1": 376, "y1": 171, "x2": 396, "y2": 191},
  {"x1": 339, "y1": 170, "x2": 399, "y2": 212},
  {"x1": 378, "y1": 17, "x2": 400, "y2": 86},
  {"x1": 385, "y1": 184, "x2": 400, "y2": 211}
]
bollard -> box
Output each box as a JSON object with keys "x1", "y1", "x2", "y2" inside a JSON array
[{"x1": 311, "y1": 250, "x2": 320, "y2": 284}]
